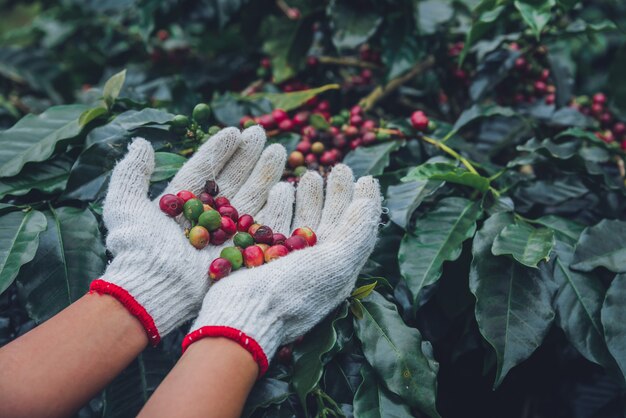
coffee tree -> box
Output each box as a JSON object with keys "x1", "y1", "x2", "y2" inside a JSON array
[{"x1": 1, "y1": 0, "x2": 625, "y2": 417}]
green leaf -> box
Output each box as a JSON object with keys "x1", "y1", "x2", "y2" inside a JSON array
[
  {"x1": 103, "y1": 349, "x2": 174, "y2": 418},
  {"x1": 452, "y1": 104, "x2": 519, "y2": 136},
  {"x1": 243, "y1": 378, "x2": 290, "y2": 418},
  {"x1": 571, "y1": 220, "x2": 626, "y2": 273},
  {"x1": 415, "y1": 0, "x2": 454, "y2": 35},
  {"x1": 402, "y1": 163, "x2": 490, "y2": 192},
  {"x1": 513, "y1": 0, "x2": 556, "y2": 40},
  {"x1": 535, "y1": 215, "x2": 585, "y2": 245},
  {"x1": 492, "y1": 222, "x2": 555, "y2": 268},
  {"x1": 343, "y1": 141, "x2": 403, "y2": 178},
  {"x1": 0, "y1": 104, "x2": 89, "y2": 178},
  {"x1": 355, "y1": 292, "x2": 440, "y2": 417},
  {"x1": 309, "y1": 113, "x2": 330, "y2": 130},
  {"x1": 78, "y1": 105, "x2": 109, "y2": 127},
  {"x1": 16, "y1": 207, "x2": 106, "y2": 322},
  {"x1": 292, "y1": 303, "x2": 349, "y2": 414},
  {"x1": 469, "y1": 212, "x2": 556, "y2": 388},
  {"x1": 249, "y1": 84, "x2": 340, "y2": 113},
  {"x1": 382, "y1": 15, "x2": 421, "y2": 80},
  {"x1": 328, "y1": 0, "x2": 383, "y2": 50},
  {"x1": 351, "y1": 282, "x2": 377, "y2": 300},
  {"x1": 261, "y1": 15, "x2": 313, "y2": 83},
  {"x1": 0, "y1": 155, "x2": 73, "y2": 199},
  {"x1": 553, "y1": 241, "x2": 614, "y2": 368},
  {"x1": 353, "y1": 364, "x2": 413, "y2": 418},
  {"x1": 151, "y1": 152, "x2": 187, "y2": 182},
  {"x1": 103, "y1": 69, "x2": 127, "y2": 109},
  {"x1": 460, "y1": 4, "x2": 506, "y2": 65},
  {"x1": 0, "y1": 210, "x2": 47, "y2": 295},
  {"x1": 385, "y1": 179, "x2": 443, "y2": 229},
  {"x1": 601, "y1": 273, "x2": 626, "y2": 381},
  {"x1": 399, "y1": 197, "x2": 482, "y2": 307}
]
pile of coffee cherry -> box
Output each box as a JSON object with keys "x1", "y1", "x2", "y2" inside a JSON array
[{"x1": 159, "y1": 180, "x2": 317, "y2": 280}]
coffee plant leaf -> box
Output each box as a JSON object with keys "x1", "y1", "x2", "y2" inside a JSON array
[
  {"x1": 399, "y1": 197, "x2": 482, "y2": 308},
  {"x1": 151, "y1": 152, "x2": 186, "y2": 183},
  {"x1": 460, "y1": 4, "x2": 506, "y2": 65},
  {"x1": 0, "y1": 210, "x2": 47, "y2": 294},
  {"x1": 243, "y1": 378, "x2": 291, "y2": 418},
  {"x1": 355, "y1": 291, "x2": 440, "y2": 418},
  {"x1": 415, "y1": 0, "x2": 454, "y2": 35},
  {"x1": 470, "y1": 212, "x2": 556, "y2": 388},
  {"x1": 385, "y1": 179, "x2": 444, "y2": 229},
  {"x1": 513, "y1": 0, "x2": 556, "y2": 40},
  {"x1": 535, "y1": 215, "x2": 585, "y2": 245},
  {"x1": 78, "y1": 105, "x2": 109, "y2": 127},
  {"x1": 0, "y1": 104, "x2": 89, "y2": 178},
  {"x1": 601, "y1": 273, "x2": 626, "y2": 381},
  {"x1": 381, "y1": 14, "x2": 421, "y2": 81},
  {"x1": 102, "y1": 69, "x2": 126, "y2": 109},
  {"x1": 250, "y1": 84, "x2": 340, "y2": 113},
  {"x1": 0, "y1": 154, "x2": 73, "y2": 199},
  {"x1": 16, "y1": 207, "x2": 106, "y2": 322},
  {"x1": 323, "y1": 353, "x2": 364, "y2": 404},
  {"x1": 571, "y1": 220, "x2": 626, "y2": 273},
  {"x1": 343, "y1": 141, "x2": 404, "y2": 178},
  {"x1": 452, "y1": 104, "x2": 520, "y2": 136},
  {"x1": 492, "y1": 221, "x2": 555, "y2": 268},
  {"x1": 327, "y1": 0, "x2": 382, "y2": 50},
  {"x1": 353, "y1": 364, "x2": 413, "y2": 418},
  {"x1": 403, "y1": 162, "x2": 490, "y2": 192}
]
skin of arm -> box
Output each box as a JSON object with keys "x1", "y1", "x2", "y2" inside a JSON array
[{"x1": 0, "y1": 292, "x2": 148, "y2": 418}]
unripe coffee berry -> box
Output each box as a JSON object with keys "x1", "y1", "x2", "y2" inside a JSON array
[
  {"x1": 285, "y1": 235, "x2": 308, "y2": 251},
  {"x1": 177, "y1": 190, "x2": 197, "y2": 203},
  {"x1": 198, "y1": 210, "x2": 221, "y2": 231},
  {"x1": 203, "y1": 204, "x2": 212, "y2": 211},
  {"x1": 210, "y1": 228, "x2": 228, "y2": 245},
  {"x1": 192, "y1": 103, "x2": 211, "y2": 123},
  {"x1": 159, "y1": 194, "x2": 184, "y2": 217},
  {"x1": 220, "y1": 247, "x2": 243, "y2": 270},
  {"x1": 288, "y1": 151, "x2": 305, "y2": 168},
  {"x1": 243, "y1": 245, "x2": 265, "y2": 268},
  {"x1": 204, "y1": 180, "x2": 219, "y2": 196},
  {"x1": 237, "y1": 215, "x2": 254, "y2": 232},
  {"x1": 209, "y1": 258, "x2": 232, "y2": 281},
  {"x1": 183, "y1": 199, "x2": 204, "y2": 222},
  {"x1": 233, "y1": 232, "x2": 254, "y2": 248},
  {"x1": 171, "y1": 115, "x2": 190, "y2": 128},
  {"x1": 292, "y1": 227, "x2": 317, "y2": 246},
  {"x1": 265, "y1": 245, "x2": 289, "y2": 262},
  {"x1": 214, "y1": 196, "x2": 230, "y2": 208},
  {"x1": 253, "y1": 225, "x2": 274, "y2": 245},
  {"x1": 221, "y1": 216, "x2": 237, "y2": 236},
  {"x1": 218, "y1": 205, "x2": 239, "y2": 222},
  {"x1": 189, "y1": 226, "x2": 210, "y2": 249},
  {"x1": 294, "y1": 166, "x2": 307, "y2": 177},
  {"x1": 248, "y1": 223, "x2": 262, "y2": 235},
  {"x1": 311, "y1": 142, "x2": 325, "y2": 155}
]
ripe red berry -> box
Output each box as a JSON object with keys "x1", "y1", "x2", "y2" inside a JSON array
[
  {"x1": 260, "y1": 58, "x2": 271, "y2": 69},
  {"x1": 214, "y1": 196, "x2": 230, "y2": 209},
  {"x1": 332, "y1": 134, "x2": 347, "y2": 148},
  {"x1": 350, "y1": 138, "x2": 363, "y2": 150},
  {"x1": 306, "y1": 56, "x2": 318, "y2": 67},
  {"x1": 159, "y1": 194, "x2": 185, "y2": 217},
  {"x1": 350, "y1": 105, "x2": 362, "y2": 116},
  {"x1": 534, "y1": 81, "x2": 547, "y2": 95},
  {"x1": 320, "y1": 151, "x2": 336, "y2": 166},
  {"x1": 361, "y1": 120, "x2": 376, "y2": 131},
  {"x1": 287, "y1": 7, "x2": 300, "y2": 19},
  {"x1": 189, "y1": 226, "x2": 210, "y2": 249},
  {"x1": 613, "y1": 122, "x2": 626, "y2": 137},
  {"x1": 410, "y1": 111, "x2": 429, "y2": 132},
  {"x1": 317, "y1": 100, "x2": 330, "y2": 112},
  {"x1": 243, "y1": 245, "x2": 265, "y2": 268},
  {"x1": 272, "y1": 109, "x2": 288, "y2": 124},
  {"x1": 302, "y1": 125, "x2": 317, "y2": 138},
  {"x1": 514, "y1": 57, "x2": 527, "y2": 71},
  {"x1": 350, "y1": 115, "x2": 363, "y2": 126},
  {"x1": 288, "y1": 151, "x2": 305, "y2": 168},
  {"x1": 540, "y1": 69, "x2": 550, "y2": 81},
  {"x1": 209, "y1": 258, "x2": 232, "y2": 281},
  {"x1": 265, "y1": 245, "x2": 289, "y2": 263},
  {"x1": 296, "y1": 140, "x2": 311, "y2": 154},
  {"x1": 237, "y1": 215, "x2": 254, "y2": 232},
  {"x1": 292, "y1": 227, "x2": 317, "y2": 246},
  {"x1": 621, "y1": 140, "x2": 626, "y2": 151},
  {"x1": 285, "y1": 235, "x2": 308, "y2": 251},
  {"x1": 210, "y1": 228, "x2": 228, "y2": 245},
  {"x1": 305, "y1": 153, "x2": 317, "y2": 165},
  {"x1": 278, "y1": 119, "x2": 294, "y2": 131},
  {"x1": 600, "y1": 112, "x2": 613, "y2": 127},
  {"x1": 253, "y1": 225, "x2": 274, "y2": 245},
  {"x1": 545, "y1": 94, "x2": 556, "y2": 105},
  {"x1": 272, "y1": 233, "x2": 287, "y2": 245},
  {"x1": 591, "y1": 103, "x2": 604, "y2": 116},
  {"x1": 361, "y1": 69, "x2": 372, "y2": 81},
  {"x1": 363, "y1": 131, "x2": 377, "y2": 145},
  {"x1": 293, "y1": 111, "x2": 309, "y2": 126},
  {"x1": 177, "y1": 190, "x2": 197, "y2": 203},
  {"x1": 156, "y1": 29, "x2": 169, "y2": 41},
  {"x1": 453, "y1": 68, "x2": 467, "y2": 81},
  {"x1": 343, "y1": 125, "x2": 359, "y2": 137},
  {"x1": 221, "y1": 216, "x2": 237, "y2": 236},
  {"x1": 258, "y1": 114, "x2": 275, "y2": 129},
  {"x1": 593, "y1": 93, "x2": 607, "y2": 105},
  {"x1": 218, "y1": 205, "x2": 239, "y2": 222}
]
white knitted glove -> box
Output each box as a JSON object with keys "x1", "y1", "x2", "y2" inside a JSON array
[
  {"x1": 182, "y1": 165, "x2": 382, "y2": 375},
  {"x1": 90, "y1": 126, "x2": 286, "y2": 345}
]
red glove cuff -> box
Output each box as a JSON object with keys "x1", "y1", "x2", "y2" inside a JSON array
[
  {"x1": 182, "y1": 326, "x2": 269, "y2": 377},
  {"x1": 90, "y1": 279, "x2": 161, "y2": 346}
]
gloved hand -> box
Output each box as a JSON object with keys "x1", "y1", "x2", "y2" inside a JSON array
[
  {"x1": 90, "y1": 126, "x2": 286, "y2": 345},
  {"x1": 182, "y1": 165, "x2": 382, "y2": 375}
]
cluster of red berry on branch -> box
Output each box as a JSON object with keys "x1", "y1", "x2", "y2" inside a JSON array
[{"x1": 569, "y1": 93, "x2": 626, "y2": 150}]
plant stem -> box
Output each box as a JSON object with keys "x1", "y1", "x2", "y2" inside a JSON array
[
  {"x1": 421, "y1": 135, "x2": 479, "y2": 174},
  {"x1": 317, "y1": 56, "x2": 382, "y2": 69},
  {"x1": 359, "y1": 56, "x2": 435, "y2": 111}
]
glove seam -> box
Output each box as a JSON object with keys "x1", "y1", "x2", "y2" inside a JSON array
[
  {"x1": 182, "y1": 325, "x2": 269, "y2": 377},
  {"x1": 90, "y1": 279, "x2": 161, "y2": 346}
]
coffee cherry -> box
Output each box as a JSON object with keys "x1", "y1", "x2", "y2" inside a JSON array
[
  {"x1": 349, "y1": 138, "x2": 363, "y2": 150},
  {"x1": 545, "y1": 94, "x2": 556, "y2": 105},
  {"x1": 614, "y1": 122, "x2": 626, "y2": 137},
  {"x1": 317, "y1": 100, "x2": 330, "y2": 112},
  {"x1": 306, "y1": 56, "x2": 318, "y2": 67},
  {"x1": 410, "y1": 111, "x2": 429, "y2": 132},
  {"x1": 204, "y1": 180, "x2": 219, "y2": 196},
  {"x1": 265, "y1": 245, "x2": 289, "y2": 262},
  {"x1": 214, "y1": 196, "x2": 230, "y2": 208},
  {"x1": 296, "y1": 141, "x2": 311, "y2": 154},
  {"x1": 233, "y1": 232, "x2": 254, "y2": 248},
  {"x1": 292, "y1": 227, "x2": 317, "y2": 246},
  {"x1": 253, "y1": 225, "x2": 274, "y2": 245},
  {"x1": 220, "y1": 247, "x2": 243, "y2": 270},
  {"x1": 285, "y1": 235, "x2": 308, "y2": 251},
  {"x1": 256, "y1": 243, "x2": 270, "y2": 254},
  {"x1": 192, "y1": 103, "x2": 211, "y2": 123},
  {"x1": 305, "y1": 153, "x2": 318, "y2": 165},
  {"x1": 288, "y1": 151, "x2": 305, "y2": 168},
  {"x1": 248, "y1": 223, "x2": 261, "y2": 235},
  {"x1": 156, "y1": 29, "x2": 169, "y2": 41},
  {"x1": 514, "y1": 57, "x2": 527, "y2": 71},
  {"x1": 320, "y1": 151, "x2": 336, "y2": 166},
  {"x1": 294, "y1": 166, "x2": 307, "y2": 177},
  {"x1": 159, "y1": 194, "x2": 184, "y2": 217},
  {"x1": 591, "y1": 102, "x2": 604, "y2": 116},
  {"x1": 243, "y1": 119, "x2": 256, "y2": 129},
  {"x1": 350, "y1": 115, "x2": 363, "y2": 126},
  {"x1": 343, "y1": 125, "x2": 359, "y2": 137},
  {"x1": 272, "y1": 109, "x2": 289, "y2": 124},
  {"x1": 237, "y1": 214, "x2": 255, "y2": 232},
  {"x1": 260, "y1": 57, "x2": 271, "y2": 69},
  {"x1": 184, "y1": 199, "x2": 204, "y2": 222},
  {"x1": 332, "y1": 134, "x2": 347, "y2": 148},
  {"x1": 218, "y1": 205, "x2": 239, "y2": 222},
  {"x1": 203, "y1": 204, "x2": 212, "y2": 211},
  {"x1": 311, "y1": 142, "x2": 325, "y2": 155},
  {"x1": 198, "y1": 192, "x2": 215, "y2": 207},
  {"x1": 209, "y1": 258, "x2": 232, "y2": 281},
  {"x1": 534, "y1": 81, "x2": 547, "y2": 95},
  {"x1": 593, "y1": 93, "x2": 607, "y2": 105},
  {"x1": 258, "y1": 114, "x2": 275, "y2": 129},
  {"x1": 208, "y1": 126, "x2": 220, "y2": 135},
  {"x1": 210, "y1": 228, "x2": 228, "y2": 245},
  {"x1": 362, "y1": 120, "x2": 376, "y2": 131},
  {"x1": 272, "y1": 233, "x2": 287, "y2": 245},
  {"x1": 221, "y1": 216, "x2": 237, "y2": 236},
  {"x1": 243, "y1": 245, "x2": 264, "y2": 268},
  {"x1": 277, "y1": 346, "x2": 292, "y2": 364},
  {"x1": 363, "y1": 132, "x2": 377, "y2": 145},
  {"x1": 278, "y1": 119, "x2": 295, "y2": 131},
  {"x1": 293, "y1": 111, "x2": 309, "y2": 126},
  {"x1": 177, "y1": 190, "x2": 197, "y2": 203},
  {"x1": 171, "y1": 115, "x2": 190, "y2": 129},
  {"x1": 198, "y1": 210, "x2": 221, "y2": 231},
  {"x1": 189, "y1": 226, "x2": 210, "y2": 249}
]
